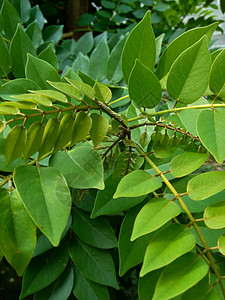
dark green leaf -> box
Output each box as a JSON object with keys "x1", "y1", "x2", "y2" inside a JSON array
[
  {"x1": 0, "y1": 34, "x2": 11, "y2": 77},
  {"x1": 43, "y1": 25, "x2": 63, "y2": 44},
  {"x1": 12, "y1": 0, "x2": 31, "y2": 23},
  {"x1": 25, "y1": 21, "x2": 42, "y2": 49},
  {"x1": 38, "y1": 44, "x2": 58, "y2": 70},
  {"x1": 1, "y1": 0, "x2": 22, "y2": 39}
]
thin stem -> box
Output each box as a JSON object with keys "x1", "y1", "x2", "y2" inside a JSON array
[
  {"x1": 135, "y1": 144, "x2": 225, "y2": 297},
  {"x1": 108, "y1": 95, "x2": 129, "y2": 106},
  {"x1": 101, "y1": 137, "x2": 121, "y2": 159},
  {"x1": 0, "y1": 175, "x2": 12, "y2": 188}
]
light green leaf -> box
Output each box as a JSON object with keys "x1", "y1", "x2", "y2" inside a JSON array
[
  {"x1": 122, "y1": 11, "x2": 156, "y2": 84},
  {"x1": 25, "y1": 21, "x2": 42, "y2": 49},
  {"x1": 20, "y1": 240, "x2": 69, "y2": 298},
  {"x1": 71, "y1": 111, "x2": 92, "y2": 145},
  {"x1": 73, "y1": 267, "x2": 110, "y2": 300},
  {"x1": 75, "y1": 32, "x2": 94, "y2": 56},
  {"x1": 5, "y1": 125, "x2": 27, "y2": 165},
  {"x1": 0, "y1": 189, "x2": 36, "y2": 276},
  {"x1": 89, "y1": 38, "x2": 109, "y2": 81},
  {"x1": 140, "y1": 224, "x2": 196, "y2": 276},
  {"x1": 94, "y1": 82, "x2": 112, "y2": 103},
  {"x1": 0, "y1": 34, "x2": 11, "y2": 77},
  {"x1": 43, "y1": 25, "x2": 63, "y2": 44},
  {"x1": 187, "y1": 171, "x2": 225, "y2": 201},
  {"x1": 10, "y1": 23, "x2": 36, "y2": 78},
  {"x1": 118, "y1": 203, "x2": 154, "y2": 276},
  {"x1": 128, "y1": 59, "x2": 162, "y2": 109},
  {"x1": 155, "y1": 33, "x2": 164, "y2": 62},
  {"x1": 113, "y1": 170, "x2": 162, "y2": 198},
  {"x1": 178, "y1": 109, "x2": 201, "y2": 136},
  {"x1": 49, "y1": 146, "x2": 104, "y2": 190},
  {"x1": 204, "y1": 200, "x2": 225, "y2": 229},
  {"x1": 155, "y1": 22, "x2": 218, "y2": 80},
  {"x1": 71, "y1": 208, "x2": 117, "y2": 249},
  {"x1": 152, "y1": 253, "x2": 209, "y2": 300},
  {"x1": 26, "y1": 54, "x2": 61, "y2": 89},
  {"x1": 38, "y1": 43, "x2": 58, "y2": 70},
  {"x1": 1, "y1": 0, "x2": 22, "y2": 39},
  {"x1": 12, "y1": 93, "x2": 52, "y2": 107},
  {"x1": 197, "y1": 110, "x2": 225, "y2": 163},
  {"x1": 24, "y1": 121, "x2": 45, "y2": 160},
  {"x1": 0, "y1": 104, "x2": 19, "y2": 114},
  {"x1": 167, "y1": 36, "x2": 211, "y2": 104},
  {"x1": 107, "y1": 33, "x2": 128, "y2": 84},
  {"x1": 131, "y1": 197, "x2": 181, "y2": 241},
  {"x1": 72, "y1": 52, "x2": 89, "y2": 74},
  {"x1": 2, "y1": 101, "x2": 36, "y2": 110},
  {"x1": 218, "y1": 234, "x2": 225, "y2": 255},
  {"x1": 65, "y1": 78, "x2": 95, "y2": 101},
  {"x1": 14, "y1": 165, "x2": 71, "y2": 246},
  {"x1": 47, "y1": 81, "x2": 82, "y2": 101},
  {"x1": 34, "y1": 265, "x2": 74, "y2": 300},
  {"x1": 29, "y1": 89, "x2": 68, "y2": 103},
  {"x1": 69, "y1": 238, "x2": 118, "y2": 289},
  {"x1": 170, "y1": 152, "x2": 208, "y2": 178},
  {"x1": 91, "y1": 175, "x2": 146, "y2": 218},
  {"x1": 209, "y1": 48, "x2": 225, "y2": 100},
  {"x1": 90, "y1": 113, "x2": 109, "y2": 147}
]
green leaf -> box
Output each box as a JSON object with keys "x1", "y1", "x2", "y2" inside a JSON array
[
  {"x1": 38, "y1": 118, "x2": 60, "y2": 160},
  {"x1": 28, "y1": 89, "x2": 68, "y2": 103},
  {"x1": 72, "y1": 52, "x2": 89, "y2": 74},
  {"x1": 89, "y1": 38, "x2": 109, "y2": 81},
  {"x1": 43, "y1": 25, "x2": 63, "y2": 44},
  {"x1": 26, "y1": 54, "x2": 61, "y2": 89},
  {"x1": 13, "y1": 93, "x2": 52, "y2": 107},
  {"x1": 170, "y1": 153, "x2": 208, "y2": 178},
  {"x1": 12, "y1": 0, "x2": 31, "y2": 23},
  {"x1": 209, "y1": 49, "x2": 225, "y2": 100},
  {"x1": 128, "y1": 59, "x2": 162, "y2": 108},
  {"x1": 0, "y1": 34, "x2": 11, "y2": 77},
  {"x1": 91, "y1": 175, "x2": 146, "y2": 218},
  {"x1": 2, "y1": 100, "x2": 36, "y2": 110},
  {"x1": 25, "y1": 21, "x2": 42, "y2": 49},
  {"x1": 131, "y1": 197, "x2": 181, "y2": 241},
  {"x1": 20, "y1": 240, "x2": 70, "y2": 298},
  {"x1": 28, "y1": 5, "x2": 45, "y2": 30},
  {"x1": 204, "y1": 200, "x2": 225, "y2": 229},
  {"x1": 49, "y1": 146, "x2": 104, "y2": 190},
  {"x1": 65, "y1": 78, "x2": 95, "y2": 101},
  {"x1": 152, "y1": 253, "x2": 209, "y2": 300},
  {"x1": 0, "y1": 189, "x2": 36, "y2": 276},
  {"x1": 0, "y1": 104, "x2": 19, "y2": 114},
  {"x1": 178, "y1": 109, "x2": 201, "y2": 136},
  {"x1": 197, "y1": 110, "x2": 225, "y2": 163},
  {"x1": 107, "y1": 33, "x2": 128, "y2": 84},
  {"x1": 24, "y1": 121, "x2": 45, "y2": 160},
  {"x1": 34, "y1": 265, "x2": 74, "y2": 300},
  {"x1": 140, "y1": 224, "x2": 196, "y2": 276},
  {"x1": 1, "y1": 0, "x2": 22, "y2": 39},
  {"x1": 218, "y1": 233, "x2": 225, "y2": 255},
  {"x1": 73, "y1": 267, "x2": 110, "y2": 300},
  {"x1": 140, "y1": 131, "x2": 151, "y2": 148},
  {"x1": 38, "y1": 44, "x2": 59, "y2": 70},
  {"x1": 47, "y1": 81, "x2": 82, "y2": 102},
  {"x1": 167, "y1": 36, "x2": 211, "y2": 104},
  {"x1": 90, "y1": 113, "x2": 109, "y2": 147},
  {"x1": 75, "y1": 32, "x2": 94, "y2": 56},
  {"x1": 113, "y1": 170, "x2": 162, "y2": 198},
  {"x1": 10, "y1": 23, "x2": 36, "y2": 78},
  {"x1": 138, "y1": 269, "x2": 164, "y2": 300},
  {"x1": 155, "y1": 22, "x2": 218, "y2": 80},
  {"x1": 5, "y1": 125, "x2": 27, "y2": 165},
  {"x1": 187, "y1": 171, "x2": 225, "y2": 201},
  {"x1": 62, "y1": 68, "x2": 82, "y2": 82},
  {"x1": 14, "y1": 165, "x2": 71, "y2": 246},
  {"x1": 71, "y1": 208, "x2": 117, "y2": 249},
  {"x1": 122, "y1": 11, "x2": 156, "y2": 84},
  {"x1": 71, "y1": 111, "x2": 92, "y2": 145},
  {"x1": 69, "y1": 238, "x2": 118, "y2": 289},
  {"x1": 155, "y1": 33, "x2": 164, "y2": 62},
  {"x1": 118, "y1": 203, "x2": 154, "y2": 276},
  {"x1": 94, "y1": 82, "x2": 112, "y2": 103}
]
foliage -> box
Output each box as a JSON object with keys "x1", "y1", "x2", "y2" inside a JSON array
[{"x1": 1, "y1": 1, "x2": 225, "y2": 300}]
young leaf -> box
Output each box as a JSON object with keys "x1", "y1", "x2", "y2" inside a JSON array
[
  {"x1": 0, "y1": 34, "x2": 11, "y2": 77},
  {"x1": 73, "y1": 267, "x2": 110, "y2": 300},
  {"x1": 0, "y1": 104, "x2": 19, "y2": 114},
  {"x1": 152, "y1": 253, "x2": 209, "y2": 300},
  {"x1": 94, "y1": 82, "x2": 112, "y2": 103},
  {"x1": 113, "y1": 170, "x2": 162, "y2": 198},
  {"x1": 10, "y1": 23, "x2": 36, "y2": 78},
  {"x1": 128, "y1": 59, "x2": 162, "y2": 109},
  {"x1": 25, "y1": 54, "x2": 61, "y2": 89},
  {"x1": 71, "y1": 111, "x2": 92, "y2": 145},
  {"x1": 118, "y1": 203, "x2": 154, "y2": 276},
  {"x1": 5, "y1": 125, "x2": 27, "y2": 165},
  {"x1": 90, "y1": 113, "x2": 109, "y2": 147},
  {"x1": 13, "y1": 93, "x2": 52, "y2": 107},
  {"x1": 1, "y1": 0, "x2": 22, "y2": 39},
  {"x1": 91, "y1": 175, "x2": 146, "y2": 218},
  {"x1": 197, "y1": 110, "x2": 225, "y2": 164},
  {"x1": 122, "y1": 11, "x2": 156, "y2": 84},
  {"x1": 34, "y1": 265, "x2": 74, "y2": 300},
  {"x1": 155, "y1": 22, "x2": 218, "y2": 80},
  {"x1": 187, "y1": 171, "x2": 225, "y2": 201},
  {"x1": 131, "y1": 197, "x2": 181, "y2": 241},
  {"x1": 0, "y1": 189, "x2": 36, "y2": 276},
  {"x1": 20, "y1": 240, "x2": 70, "y2": 298},
  {"x1": 69, "y1": 238, "x2": 119, "y2": 289},
  {"x1": 29, "y1": 89, "x2": 68, "y2": 103},
  {"x1": 23, "y1": 121, "x2": 45, "y2": 160},
  {"x1": 204, "y1": 200, "x2": 225, "y2": 229},
  {"x1": 170, "y1": 152, "x2": 208, "y2": 178},
  {"x1": 218, "y1": 234, "x2": 225, "y2": 255},
  {"x1": 49, "y1": 146, "x2": 104, "y2": 190},
  {"x1": 167, "y1": 36, "x2": 211, "y2": 104},
  {"x1": 140, "y1": 224, "x2": 196, "y2": 276},
  {"x1": 14, "y1": 165, "x2": 72, "y2": 247},
  {"x1": 65, "y1": 78, "x2": 95, "y2": 100},
  {"x1": 47, "y1": 81, "x2": 82, "y2": 101},
  {"x1": 89, "y1": 38, "x2": 109, "y2": 81}
]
